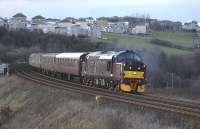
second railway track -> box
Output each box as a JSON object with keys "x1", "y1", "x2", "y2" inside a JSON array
[{"x1": 15, "y1": 66, "x2": 200, "y2": 119}]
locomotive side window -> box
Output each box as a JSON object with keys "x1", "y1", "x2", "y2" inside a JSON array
[{"x1": 107, "y1": 61, "x2": 111, "y2": 71}]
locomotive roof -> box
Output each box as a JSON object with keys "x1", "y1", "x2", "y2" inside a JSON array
[
  {"x1": 56, "y1": 53, "x2": 86, "y2": 59},
  {"x1": 87, "y1": 51, "x2": 120, "y2": 60}
]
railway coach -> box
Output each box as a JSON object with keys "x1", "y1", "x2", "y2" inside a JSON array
[{"x1": 29, "y1": 50, "x2": 146, "y2": 93}]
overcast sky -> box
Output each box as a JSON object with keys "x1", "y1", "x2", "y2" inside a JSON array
[{"x1": 0, "y1": 0, "x2": 199, "y2": 22}]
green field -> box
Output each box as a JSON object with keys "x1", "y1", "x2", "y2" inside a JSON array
[{"x1": 99, "y1": 31, "x2": 196, "y2": 55}]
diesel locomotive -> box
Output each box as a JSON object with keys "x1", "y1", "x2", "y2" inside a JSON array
[{"x1": 29, "y1": 50, "x2": 146, "y2": 93}]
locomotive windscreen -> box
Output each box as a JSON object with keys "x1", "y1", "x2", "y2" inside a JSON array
[{"x1": 116, "y1": 51, "x2": 142, "y2": 63}]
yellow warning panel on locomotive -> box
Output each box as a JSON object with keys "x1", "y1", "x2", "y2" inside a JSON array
[{"x1": 123, "y1": 71, "x2": 144, "y2": 78}]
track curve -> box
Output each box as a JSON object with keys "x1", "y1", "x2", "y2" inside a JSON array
[{"x1": 14, "y1": 66, "x2": 200, "y2": 119}]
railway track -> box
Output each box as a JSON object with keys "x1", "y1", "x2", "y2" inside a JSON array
[{"x1": 15, "y1": 66, "x2": 200, "y2": 119}]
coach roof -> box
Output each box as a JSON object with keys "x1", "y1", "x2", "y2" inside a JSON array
[
  {"x1": 56, "y1": 53, "x2": 86, "y2": 59},
  {"x1": 42, "y1": 53, "x2": 58, "y2": 57}
]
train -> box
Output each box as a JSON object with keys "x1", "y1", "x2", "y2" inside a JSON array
[{"x1": 29, "y1": 50, "x2": 146, "y2": 93}]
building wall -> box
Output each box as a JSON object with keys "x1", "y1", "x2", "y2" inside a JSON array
[
  {"x1": 182, "y1": 23, "x2": 198, "y2": 31},
  {"x1": 32, "y1": 19, "x2": 47, "y2": 24}
]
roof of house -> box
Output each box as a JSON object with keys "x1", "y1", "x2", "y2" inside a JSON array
[
  {"x1": 32, "y1": 15, "x2": 46, "y2": 20},
  {"x1": 13, "y1": 13, "x2": 26, "y2": 18},
  {"x1": 0, "y1": 17, "x2": 5, "y2": 21},
  {"x1": 46, "y1": 18, "x2": 60, "y2": 22}
]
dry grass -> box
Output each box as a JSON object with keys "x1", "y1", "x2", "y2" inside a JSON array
[
  {"x1": 0, "y1": 75, "x2": 199, "y2": 129},
  {"x1": 147, "y1": 87, "x2": 200, "y2": 102}
]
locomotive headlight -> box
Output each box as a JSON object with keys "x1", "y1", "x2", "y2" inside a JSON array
[
  {"x1": 129, "y1": 66, "x2": 131, "y2": 70},
  {"x1": 110, "y1": 74, "x2": 113, "y2": 77},
  {"x1": 137, "y1": 67, "x2": 141, "y2": 70}
]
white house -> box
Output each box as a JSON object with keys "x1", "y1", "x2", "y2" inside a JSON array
[
  {"x1": 46, "y1": 18, "x2": 59, "y2": 26},
  {"x1": 55, "y1": 22, "x2": 74, "y2": 35},
  {"x1": 55, "y1": 21, "x2": 91, "y2": 36},
  {"x1": 108, "y1": 22, "x2": 129, "y2": 34},
  {"x1": 71, "y1": 24, "x2": 88, "y2": 36},
  {"x1": 0, "y1": 18, "x2": 6, "y2": 28},
  {"x1": 55, "y1": 27, "x2": 69, "y2": 35},
  {"x1": 89, "y1": 26, "x2": 102, "y2": 38},
  {"x1": 85, "y1": 17, "x2": 95, "y2": 25},
  {"x1": 0, "y1": 63, "x2": 9, "y2": 76},
  {"x1": 131, "y1": 25, "x2": 147, "y2": 34},
  {"x1": 8, "y1": 13, "x2": 27, "y2": 30},
  {"x1": 182, "y1": 21, "x2": 199, "y2": 31},
  {"x1": 30, "y1": 23, "x2": 54, "y2": 33}
]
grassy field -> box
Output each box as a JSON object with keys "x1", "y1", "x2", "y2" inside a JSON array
[{"x1": 99, "y1": 31, "x2": 196, "y2": 55}]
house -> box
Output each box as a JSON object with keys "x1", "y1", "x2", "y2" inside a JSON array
[
  {"x1": 76, "y1": 21, "x2": 90, "y2": 35},
  {"x1": 71, "y1": 24, "x2": 89, "y2": 36},
  {"x1": 89, "y1": 26, "x2": 102, "y2": 38},
  {"x1": 0, "y1": 63, "x2": 9, "y2": 76},
  {"x1": 0, "y1": 17, "x2": 8, "y2": 28},
  {"x1": 105, "y1": 22, "x2": 127, "y2": 33},
  {"x1": 8, "y1": 13, "x2": 27, "y2": 30},
  {"x1": 182, "y1": 21, "x2": 199, "y2": 31},
  {"x1": 112, "y1": 22, "x2": 129, "y2": 34},
  {"x1": 196, "y1": 23, "x2": 200, "y2": 32},
  {"x1": 32, "y1": 15, "x2": 47, "y2": 24},
  {"x1": 61, "y1": 17, "x2": 77, "y2": 23},
  {"x1": 131, "y1": 25, "x2": 147, "y2": 34},
  {"x1": 30, "y1": 15, "x2": 55, "y2": 33},
  {"x1": 106, "y1": 22, "x2": 115, "y2": 32},
  {"x1": 196, "y1": 27, "x2": 200, "y2": 32},
  {"x1": 55, "y1": 27, "x2": 69, "y2": 35},
  {"x1": 55, "y1": 21, "x2": 91, "y2": 36},
  {"x1": 31, "y1": 24, "x2": 51, "y2": 33},
  {"x1": 46, "y1": 18, "x2": 60, "y2": 25},
  {"x1": 95, "y1": 20, "x2": 108, "y2": 32},
  {"x1": 56, "y1": 21, "x2": 74, "y2": 35},
  {"x1": 85, "y1": 17, "x2": 95, "y2": 25},
  {"x1": 173, "y1": 22, "x2": 182, "y2": 31}
]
